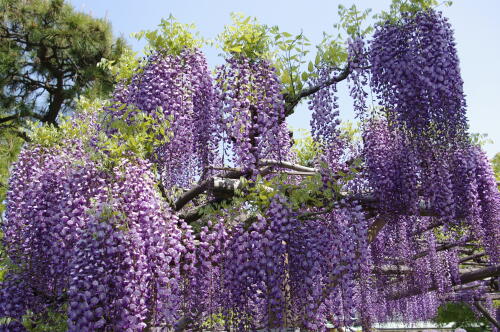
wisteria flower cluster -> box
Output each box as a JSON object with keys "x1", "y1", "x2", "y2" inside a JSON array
[
  {"x1": 215, "y1": 56, "x2": 288, "y2": 174},
  {"x1": 107, "y1": 48, "x2": 220, "y2": 188},
  {"x1": 363, "y1": 120, "x2": 499, "y2": 265},
  {"x1": 1, "y1": 142, "x2": 196, "y2": 331},
  {"x1": 0, "y1": 7, "x2": 499, "y2": 332},
  {"x1": 370, "y1": 9, "x2": 468, "y2": 143}
]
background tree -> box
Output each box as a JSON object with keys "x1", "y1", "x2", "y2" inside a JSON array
[{"x1": 0, "y1": 0, "x2": 127, "y2": 127}]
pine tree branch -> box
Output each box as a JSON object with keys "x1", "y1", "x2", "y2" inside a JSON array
[{"x1": 0, "y1": 115, "x2": 18, "y2": 124}]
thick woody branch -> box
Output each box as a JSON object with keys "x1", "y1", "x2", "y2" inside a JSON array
[
  {"x1": 179, "y1": 183, "x2": 469, "y2": 227},
  {"x1": 461, "y1": 265, "x2": 500, "y2": 284},
  {"x1": 368, "y1": 217, "x2": 387, "y2": 242},
  {"x1": 387, "y1": 264, "x2": 500, "y2": 300},
  {"x1": 173, "y1": 179, "x2": 212, "y2": 211},
  {"x1": 474, "y1": 301, "x2": 500, "y2": 329},
  {"x1": 259, "y1": 159, "x2": 318, "y2": 173},
  {"x1": 413, "y1": 238, "x2": 472, "y2": 259},
  {"x1": 173, "y1": 161, "x2": 315, "y2": 212},
  {"x1": 299, "y1": 194, "x2": 449, "y2": 225},
  {"x1": 173, "y1": 170, "x2": 245, "y2": 211},
  {"x1": 274, "y1": 171, "x2": 317, "y2": 176},
  {"x1": 460, "y1": 252, "x2": 486, "y2": 264},
  {"x1": 0, "y1": 115, "x2": 18, "y2": 124}
]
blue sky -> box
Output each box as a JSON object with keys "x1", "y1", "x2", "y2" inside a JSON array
[{"x1": 69, "y1": 0, "x2": 500, "y2": 157}]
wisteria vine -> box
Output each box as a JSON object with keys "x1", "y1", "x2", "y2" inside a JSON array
[{"x1": 0, "y1": 7, "x2": 499, "y2": 332}]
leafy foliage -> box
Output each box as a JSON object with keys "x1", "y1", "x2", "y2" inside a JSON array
[
  {"x1": 270, "y1": 27, "x2": 312, "y2": 96},
  {"x1": 433, "y1": 302, "x2": 490, "y2": 332},
  {"x1": 292, "y1": 129, "x2": 322, "y2": 167},
  {"x1": 375, "y1": 0, "x2": 453, "y2": 23},
  {"x1": 218, "y1": 13, "x2": 271, "y2": 59},
  {"x1": 336, "y1": 4, "x2": 374, "y2": 38},
  {"x1": 98, "y1": 48, "x2": 140, "y2": 83},
  {"x1": 21, "y1": 307, "x2": 68, "y2": 332},
  {"x1": 131, "y1": 14, "x2": 203, "y2": 54},
  {"x1": 0, "y1": 131, "x2": 23, "y2": 217},
  {"x1": 97, "y1": 105, "x2": 172, "y2": 166},
  {"x1": 493, "y1": 152, "x2": 500, "y2": 182}
]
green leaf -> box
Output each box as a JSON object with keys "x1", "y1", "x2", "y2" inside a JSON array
[
  {"x1": 0, "y1": 317, "x2": 13, "y2": 326},
  {"x1": 281, "y1": 72, "x2": 291, "y2": 84},
  {"x1": 229, "y1": 45, "x2": 242, "y2": 53}
]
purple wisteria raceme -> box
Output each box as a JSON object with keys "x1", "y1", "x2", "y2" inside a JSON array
[
  {"x1": 107, "y1": 48, "x2": 220, "y2": 188},
  {"x1": 368, "y1": 215, "x2": 456, "y2": 323},
  {"x1": 0, "y1": 273, "x2": 36, "y2": 332},
  {"x1": 2, "y1": 140, "x2": 197, "y2": 331},
  {"x1": 363, "y1": 121, "x2": 500, "y2": 320},
  {"x1": 183, "y1": 219, "x2": 228, "y2": 326},
  {"x1": 370, "y1": 9, "x2": 468, "y2": 143},
  {"x1": 308, "y1": 65, "x2": 340, "y2": 147},
  {"x1": 462, "y1": 147, "x2": 500, "y2": 263},
  {"x1": 287, "y1": 202, "x2": 370, "y2": 330},
  {"x1": 363, "y1": 119, "x2": 419, "y2": 214},
  {"x1": 3, "y1": 141, "x2": 102, "y2": 305},
  {"x1": 67, "y1": 159, "x2": 196, "y2": 331},
  {"x1": 221, "y1": 195, "x2": 293, "y2": 330},
  {"x1": 215, "y1": 56, "x2": 287, "y2": 173},
  {"x1": 348, "y1": 37, "x2": 369, "y2": 119},
  {"x1": 307, "y1": 63, "x2": 346, "y2": 181}
]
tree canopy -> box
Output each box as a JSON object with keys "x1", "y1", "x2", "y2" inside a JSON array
[
  {"x1": 0, "y1": 0, "x2": 127, "y2": 127},
  {"x1": 0, "y1": 0, "x2": 498, "y2": 331}
]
